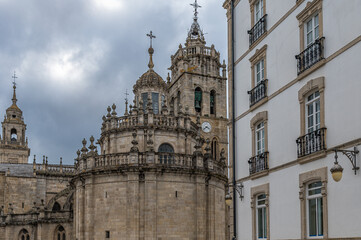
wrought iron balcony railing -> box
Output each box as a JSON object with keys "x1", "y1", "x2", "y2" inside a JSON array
[
  {"x1": 248, "y1": 15, "x2": 267, "y2": 46},
  {"x1": 296, "y1": 128, "x2": 326, "y2": 158},
  {"x1": 247, "y1": 79, "x2": 268, "y2": 107},
  {"x1": 295, "y1": 37, "x2": 325, "y2": 75},
  {"x1": 248, "y1": 152, "x2": 269, "y2": 175}
]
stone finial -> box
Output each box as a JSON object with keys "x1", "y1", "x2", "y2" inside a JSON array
[
  {"x1": 33, "y1": 155, "x2": 36, "y2": 164},
  {"x1": 102, "y1": 115, "x2": 106, "y2": 121},
  {"x1": 205, "y1": 138, "x2": 211, "y2": 155},
  {"x1": 60, "y1": 157, "x2": 62, "y2": 166},
  {"x1": 139, "y1": 99, "x2": 144, "y2": 113},
  {"x1": 111, "y1": 103, "x2": 117, "y2": 116},
  {"x1": 185, "y1": 105, "x2": 189, "y2": 115},
  {"x1": 88, "y1": 136, "x2": 97, "y2": 152},
  {"x1": 43, "y1": 155, "x2": 45, "y2": 164},
  {"x1": 170, "y1": 101, "x2": 174, "y2": 116},
  {"x1": 146, "y1": 93, "x2": 153, "y2": 112},
  {"x1": 179, "y1": 44, "x2": 182, "y2": 49},
  {"x1": 46, "y1": 156, "x2": 48, "y2": 165},
  {"x1": 106, "y1": 106, "x2": 111, "y2": 117},
  {"x1": 81, "y1": 138, "x2": 88, "y2": 155},
  {"x1": 130, "y1": 129, "x2": 139, "y2": 152},
  {"x1": 8, "y1": 203, "x2": 13, "y2": 214},
  {"x1": 167, "y1": 73, "x2": 171, "y2": 84},
  {"x1": 178, "y1": 104, "x2": 183, "y2": 115},
  {"x1": 76, "y1": 149, "x2": 81, "y2": 158}
]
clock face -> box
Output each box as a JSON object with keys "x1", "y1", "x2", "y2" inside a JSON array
[{"x1": 202, "y1": 122, "x2": 212, "y2": 133}]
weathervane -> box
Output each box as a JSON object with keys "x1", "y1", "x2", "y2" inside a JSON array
[
  {"x1": 146, "y1": 31, "x2": 156, "y2": 48},
  {"x1": 190, "y1": 0, "x2": 201, "y2": 19}
]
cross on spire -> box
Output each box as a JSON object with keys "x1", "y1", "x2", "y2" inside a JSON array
[
  {"x1": 190, "y1": 0, "x2": 201, "y2": 19},
  {"x1": 12, "y1": 71, "x2": 17, "y2": 87},
  {"x1": 11, "y1": 71, "x2": 18, "y2": 105},
  {"x1": 146, "y1": 31, "x2": 156, "y2": 48},
  {"x1": 124, "y1": 89, "x2": 129, "y2": 115}
]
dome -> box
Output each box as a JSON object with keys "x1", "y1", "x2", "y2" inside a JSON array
[
  {"x1": 133, "y1": 69, "x2": 167, "y2": 93},
  {"x1": 133, "y1": 46, "x2": 167, "y2": 93}
]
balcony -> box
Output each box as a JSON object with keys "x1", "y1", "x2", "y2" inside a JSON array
[
  {"x1": 248, "y1": 152, "x2": 269, "y2": 175},
  {"x1": 247, "y1": 79, "x2": 267, "y2": 107},
  {"x1": 296, "y1": 128, "x2": 326, "y2": 158},
  {"x1": 295, "y1": 37, "x2": 325, "y2": 75},
  {"x1": 248, "y1": 15, "x2": 267, "y2": 46}
]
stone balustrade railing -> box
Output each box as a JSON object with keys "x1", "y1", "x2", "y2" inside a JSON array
[
  {"x1": 34, "y1": 163, "x2": 75, "y2": 175},
  {"x1": 77, "y1": 152, "x2": 226, "y2": 176}
]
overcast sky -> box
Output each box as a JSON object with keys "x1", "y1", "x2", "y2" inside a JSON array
[{"x1": 0, "y1": 0, "x2": 227, "y2": 165}]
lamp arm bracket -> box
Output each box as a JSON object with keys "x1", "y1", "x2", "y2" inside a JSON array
[{"x1": 335, "y1": 147, "x2": 359, "y2": 174}]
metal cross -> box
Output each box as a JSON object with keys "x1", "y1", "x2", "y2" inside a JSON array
[
  {"x1": 125, "y1": 89, "x2": 129, "y2": 103},
  {"x1": 12, "y1": 71, "x2": 17, "y2": 87},
  {"x1": 190, "y1": 0, "x2": 201, "y2": 17},
  {"x1": 146, "y1": 31, "x2": 156, "y2": 48}
]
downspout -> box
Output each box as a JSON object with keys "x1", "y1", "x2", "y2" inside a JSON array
[{"x1": 231, "y1": 0, "x2": 237, "y2": 240}]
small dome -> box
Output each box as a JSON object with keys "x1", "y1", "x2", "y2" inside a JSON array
[{"x1": 133, "y1": 69, "x2": 167, "y2": 93}]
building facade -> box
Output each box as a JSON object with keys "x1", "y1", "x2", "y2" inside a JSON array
[
  {"x1": 223, "y1": 0, "x2": 361, "y2": 239},
  {"x1": 0, "y1": 4, "x2": 229, "y2": 239}
]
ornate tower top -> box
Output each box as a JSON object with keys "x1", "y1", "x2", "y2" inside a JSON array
[
  {"x1": 188, "y1": 0, "x2": 204, "y2": 41},
  {"x1": 0, "y1": 72, "x2": 30, "y2": 164}
]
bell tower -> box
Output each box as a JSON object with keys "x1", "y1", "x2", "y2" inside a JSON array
[
  {"x1": 0, "y1": 74, "x2": 30, "y2": 164},
  {"x1": 168, "y1": 0, "x2": 228, "y2": 161}
]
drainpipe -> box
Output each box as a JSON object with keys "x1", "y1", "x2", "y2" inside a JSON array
[{"x1": 231, "y1": 0, "x2": 237, "y2": 239}]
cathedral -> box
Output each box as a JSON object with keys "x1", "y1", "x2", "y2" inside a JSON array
[{"x1": 0, "y1": 3, "x2": 228, "y2": 239}]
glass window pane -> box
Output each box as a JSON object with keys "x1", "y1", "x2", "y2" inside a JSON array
[
  {"x1": 152, "y1": 92, "x2": 159, "y2": 114},
  {"x1": 309, "y1": 181, "x2": 322, "y2": 189},
  {"x1": 318, "y1": 198, "x2": 323, "y2": 236},
  {"x1": 309, "y1": 198, "x2": 317, "y2": 236},
  {"x1": 258, "y1": 208, "x2": 264, "y2": 238},
  {"x1": 142, "y1": 93, "x2": 148, "y2": 111}
]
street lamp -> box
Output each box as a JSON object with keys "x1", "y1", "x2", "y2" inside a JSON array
[{"x1": 330, "y1": 147, "x2": 359, "y2": 182}]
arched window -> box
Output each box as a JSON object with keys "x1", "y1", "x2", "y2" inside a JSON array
[
  {"x1": 55, "y1": 225, "x2": 66, "y2": 240},
  {"x1": 158, "y1": 143, "x2": 174, "y2": 164},
  {"x1": 211, "y1": 138, "x2": 218, "y2": 161},
  {"x1": 194, "y1": 87, "x2": 202, "y2": 113},
  {"x1": 52, "y1": 202, "x2": 61, "y2": 212},
  {"x1": 210, "y1": 90, "x2": 216, "y2": 115},
  {"x1": 11, "y1": 128, "x2": 17, "y2": 142},
  {"x1": 19, "y1": 229, "x2": 30, "y2": 240}
]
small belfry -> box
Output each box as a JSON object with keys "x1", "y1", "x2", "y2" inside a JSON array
[{"x1": 0, "y1": 72, "x2": 30, "y2": 164}]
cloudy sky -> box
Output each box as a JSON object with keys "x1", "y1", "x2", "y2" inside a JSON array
[{"x1": 0, "y1": 0, "x2": 227, "y2": 165}]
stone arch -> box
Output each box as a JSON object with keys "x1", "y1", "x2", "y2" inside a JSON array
[
  {"x1": 11, "y1": 128, "x2": 17, "y2": 142},
  {"x1": 18, "y1": 229, "x2": 30, "y2": 240},
  {"x1": 47, "y1": 186, "x2": 74, "y2": 210},
  {"x1": 158, "y1": 143, "x2": 175, "y2": 164},
  {"x1": 54, "y1": 225, "x2": 66, "y2": 240},
  {"x1": 52, "y1": 201, "x2": 61, "y2": 212},
  {"x1": 194, "y1": 87, "x2": 202, "y2": 113},
  {"x1": 210, "y1": 89, "x2": 216, "y2": 115},
  {"x1": 211, "y1": 137, "x2": 219, "y2": 161}
]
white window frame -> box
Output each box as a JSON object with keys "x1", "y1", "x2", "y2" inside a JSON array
[
  {"x1": 254, "y1": 0, "x2": 264, "y2": 22},
  {"x1": 305, "y1": 91, "x2": 320, "y2": 133},
  {"x1": 255, "y1": 122, "x2": 265, "y2": 155},
  {"x1": 306, "y1": 181, "x2": 323, "y2": 238},
  {"x1": 305, "y1": 13, "x2": 319, "y2": 47},
  {"x1": 255, "y1": 59, "x2": 265, "y2": 85},
  {"x1": 256, "y1": 194, "x2": 267, "y2": 239}
]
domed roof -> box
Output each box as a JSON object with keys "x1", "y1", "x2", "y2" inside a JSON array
[
  {"x1": 133, "y1": 47, "x2": 167, "y2": 93},
  {"x1": 133, "y1": 69, "x2": 167, "y2": 93}
]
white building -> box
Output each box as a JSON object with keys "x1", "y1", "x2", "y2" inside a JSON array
[{"x1": 223, "y1": 0, "x2": 361, "y2": 239}]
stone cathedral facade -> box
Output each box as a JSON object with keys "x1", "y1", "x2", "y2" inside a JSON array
[{"x1": 0, "y1": 6, "x2": 228, "y2": 240}]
